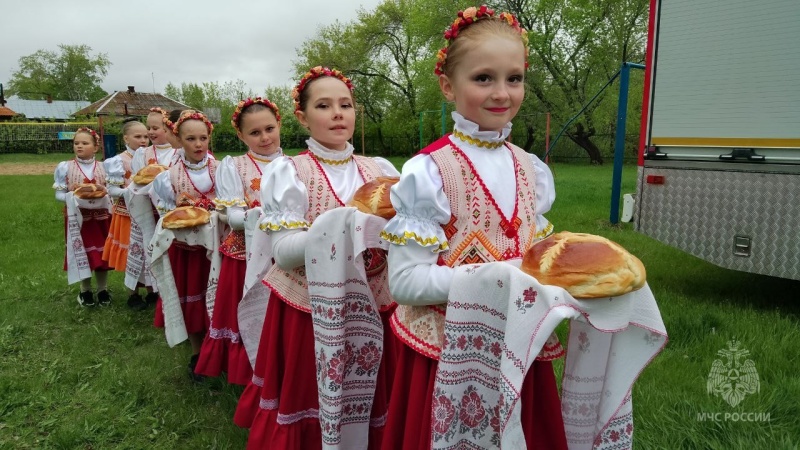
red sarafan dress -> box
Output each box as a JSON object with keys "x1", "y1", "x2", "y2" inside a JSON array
[
  {"x1": 195, "y1": 150, "x2": 281, "y2": 385},
  {"x1": 102, "y1": 146, "x2": 136, "y2": 270},
  {"x1": 54, "y1": 157, "x2": 111, "y2": 272},
  {"x1": 150, "y1": 155, "x2": 218, "y2": 335},
  {"x1": 234, "y1": 138, "x2": 399, "y2": 450},
  {"x1": 379, "y1": 113, "x2": 567, "y2": 450}
]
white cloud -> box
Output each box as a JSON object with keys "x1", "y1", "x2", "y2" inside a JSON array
[{"x1": 1, "y1": 0, "x2": 382, "y2": 95}]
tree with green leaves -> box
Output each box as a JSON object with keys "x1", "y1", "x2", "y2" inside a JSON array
[{"x1": 6, "y1": 44, "x2": 111, "y2": 102}]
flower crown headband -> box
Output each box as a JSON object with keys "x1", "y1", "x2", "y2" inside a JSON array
[
  {"x1": 171, "y1": 110, "x2": 214, "y2": 135},
  {"x1": 292, "y1": 66, "x2": 354, "y2": 112},
  {"x1": 231, "y1": 97, "x2": 281, "y2": 132},
  {"x1": 74, "y1": 127, "x2": 101, "y2": 148},
  {"x1": 149, "y1": 107, "x2": 173, "y2": 130},
  {"x1": 434, "y1": 5, "x2": 529, "y2": 76}
]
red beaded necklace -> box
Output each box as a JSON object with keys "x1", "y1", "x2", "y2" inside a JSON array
[
  {"x1": 181, "y1": 159, "x2": 215, "y2": 210},
  {"x1": 73, "y1": 158, "x2": 96, "y2": 183}
]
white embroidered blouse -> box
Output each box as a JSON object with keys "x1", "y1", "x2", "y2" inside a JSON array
[{"x1": 215, "y1": 149, "x2": 283, "y2": 230}]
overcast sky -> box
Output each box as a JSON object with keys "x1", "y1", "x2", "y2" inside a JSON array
[{"x1": 1, "y1": 0, "x2": 383, "y2": 96}]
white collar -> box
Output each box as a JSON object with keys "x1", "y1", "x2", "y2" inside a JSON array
[
  {"x1": 247, "y1": 147, "x2": 283, "y2": 162},
  {"x1": 451, "y1": 111, "x2": 512, "y2": 146},
  {"x1": 124, "y1": 146, "x2": 137, "y2": 156},
  {"x1": 182, "y1": 155, "x2": 208, "y2": 170},
  {"x1": 306, "y1": 138, "x2": 354, "y2": 162},
  {"x1": 154, "y1": 143, "x2": 172, "y2": 150},
  {"x1": 75, "y1": 156, "x2": 95, "y2": 165}
]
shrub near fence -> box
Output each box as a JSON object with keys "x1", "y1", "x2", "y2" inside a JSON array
[{"x1": 0, "y1": 122, "x2": 99, "y2": 154}]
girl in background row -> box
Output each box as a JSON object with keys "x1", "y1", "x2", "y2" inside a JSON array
[
  {"x1": 53, "y1": 127, "x2": 111, "y2": 307},
  {"x1": 195, "y1": 97, "x2": 284, "y2": 385}
]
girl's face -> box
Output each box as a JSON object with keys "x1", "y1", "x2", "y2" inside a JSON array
[
  {"x1": 178, "y1": 120, "x2": 210, "y2": 164},
  {"x1": 123, "y1": 123, "x2": 149, "y2": 150},
  {"x1": 439, "y1": 35, "x2": 526, "y2": 132},
  {"x1": 146, "y1": 113, "x2": 168, "y2": 145},
  {"x1": 237, "y1": 109, "x2": 281, "y2": 156},
  {"x1": 73, "y1": 132, "x2": 98, "y2": 159},
  {"x1": 294, "y1": 77, "x2": 355, "y2": 151}
]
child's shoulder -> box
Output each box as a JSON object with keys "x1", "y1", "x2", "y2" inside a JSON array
[{"x1": 418, "y1": 135, "x2": 454, "y2": 155}]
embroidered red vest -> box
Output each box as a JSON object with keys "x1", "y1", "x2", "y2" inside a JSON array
[
  {"x1": 263, "y1": 153, "x2": 393, "y2": 313},
  {"x1": 66, "y1": 160, "x2": 107, "y2": 190},
  {"x1": 390, "y1": 137, "x2": 561, "y2": 360},
  {"x1": 219, "y1": 155, "x2": 268, "y2": 260},
  {"x1": 168, "y1": 160, "x2": 219, "y2": 211}
]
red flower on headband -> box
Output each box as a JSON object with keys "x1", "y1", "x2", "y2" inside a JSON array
[
  {"x1": 172, "y1": 110, "x2": 214, "y2": 135},
  {"x1": 292, "y1": 66, "x2": 354, "y2": 112},
  {"x1": 434, "y1": 5, "x2": 529, "y2": 76},
  {"x1": 231, "y1": 97, "x2": 281, "y2": 132},
  {"x1": 75, "y1": 127, "x2": 101, "y2": 148}
]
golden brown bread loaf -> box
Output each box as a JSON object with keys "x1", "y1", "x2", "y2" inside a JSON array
[
  {"x1": 348, "y1": 177, "x2": 399, "y2": 219},
  {"x1": 520, "y1": 232, "x2": 646, "y2": 299},
  {"x1": 132, "y1": 164, "x2": 168, "y2": 185},
  {"x1": 162, "y1": 206, "x2": 211, "y2": 229},
  {"x1": 73, "y1": 183, "x2": 108, "y2": 199}
]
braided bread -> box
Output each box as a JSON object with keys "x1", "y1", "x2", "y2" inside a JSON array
[
  {"x1": 162, "y1": 206, "x2": 211, "y2": 229},
  {"x1": 73, "y1": 183, "x2": 108, "y2": 199},
  {"x1": 521, "y1": 232, "x2": 646, "y2": 299},
  {"x1": 348, "y1": 176, "x2": 399, "y2": 219}
]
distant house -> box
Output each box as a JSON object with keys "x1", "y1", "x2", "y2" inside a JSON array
[
  {"x1": 0, "y1": 106, "x2": 16, "y2": 122},
  {"x1": 5, "y1": 96, "x2": 90, "y2": 121},
  {"x1": 73, "y1": 86, "x2": 191, "y2": 118}
]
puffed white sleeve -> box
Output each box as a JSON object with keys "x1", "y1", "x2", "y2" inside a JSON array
[
  {"x1": 151, "y1": 171, "x2": 176, "y2": 214},
  {"x1": 529, "y1": 154, "x2": 556, "y2": 237},
  {"x1": 383, "y1": 154, "x2": 455, "y2": 305},
  {"x1": 131, "y1": 147, "x2": 147, "y2": 174},
  {"x1": 214, "y1": 156, "x2": 247, "y2": 209},
  {"x1": 258, "y1": 156, "x2": 310, "y2": 270},
  {"x1": 103, "y1": 156, "x2": 126, "y2": 199},
  {"x1": 53, "y1": 161, "x2": 69, "y2": 202},
  {"x1": 373, "y1": 156, "x2": 401, "y2": 177}
]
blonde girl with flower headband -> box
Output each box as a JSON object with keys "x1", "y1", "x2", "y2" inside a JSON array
[
  {"x1": 101, "y1": 118, "x2": 152, "y2": 310},
  {"x1": 379, "y1": 6, "x2": 566, "y2": 449},
  {"x1": 193, "y1": 98, "x2": 284, "y2": 385},
  {"x1": 131, "y1": 107, "x2": 178, "y2": 174},
  {"x1": 53, "y1": 127, "x2": 112, "y2": 307},
  {"x1": 150, "y1": 110, "x2": 220, "y2": 381},
  {"x1": 235, "y1": 67, "x2": 400, "y2": 449}
]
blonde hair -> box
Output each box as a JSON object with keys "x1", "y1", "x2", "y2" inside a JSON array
[{"x1": 441, "y1": 19, "x2": 526, "y2": 77}]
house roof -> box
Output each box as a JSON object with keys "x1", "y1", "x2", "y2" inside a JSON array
[
  {"x1": 5, "y1": 97, "x2": 90, "y2": 120},
  {"x1": 73, "y1": 89, "x2": 192, "y2": 117},
  {"x1": 0, "y1": 106, "x2": 17, "y2": 117}
]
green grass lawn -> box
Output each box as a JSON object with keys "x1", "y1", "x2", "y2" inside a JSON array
[{"x1": 0, "y1": 159, "x2": 798, "y2": 449}]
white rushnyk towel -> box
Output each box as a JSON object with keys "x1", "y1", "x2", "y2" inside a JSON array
[
  {"x1": 123, "y1": 182, "x2": 159, "y2": 290},
  {"x1": 65, "y1": 192, "x2": 112, "y2": 284},
  {"x1": 306, "y1": 208, "x2": 389, "y2": 450},
  {"x1": 237, "y1": 207, "x2": 274, "y2": 367},
  {"x1": 148, "y1": 212, "x2": 221, "y2": 347},
  {"x1": 433, "y1": 262, "x2": 667, "y2": 450}
]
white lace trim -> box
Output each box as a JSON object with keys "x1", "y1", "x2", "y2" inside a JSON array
[
  {"x1": 208, "y1": 326, "x2": 241, "y2": 344},
  {"x1": 276, "y1": 408, "x2": 320, "y2": 425}
]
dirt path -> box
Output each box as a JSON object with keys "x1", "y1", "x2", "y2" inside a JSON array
[{"x1": 0, "y1": 162, "x2": 58, "y2": 175}]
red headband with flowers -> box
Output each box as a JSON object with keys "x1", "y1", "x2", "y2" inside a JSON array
[
  {"x1": 74, "y1": 127, "x2": 101, "y2": 148},
  {"x1": 292, "y1": 66, "x2": 354, "y2": 112},
  {"x1": 172, "y1": 110, "x2": 214, "y2": 135},
  {"x1": 231, "y1": 97, "x2": 282, "y2": 132},
  {"x1": 434, "y1": 5, "x2": 529, "y2": 76},
  {"x1": 149, "y1": 107, "x2": 173, "y2": 130}
]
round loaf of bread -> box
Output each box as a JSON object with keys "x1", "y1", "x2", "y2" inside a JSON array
[
  {"x1": 521, "y1": 232, "x2": 646, "y2": 299},
  {"x1": 348, "y1": 176, "x2": 399, "y2": 219},
  {"x1": 73, "y1": 183, "x2": 108, "y2": 199},
  {"x1": 162, "y1": 206, "x2": 211, "y2": 229},
  {"x1": 133, "y1": 164, "x2": 168, "y2": 185}
]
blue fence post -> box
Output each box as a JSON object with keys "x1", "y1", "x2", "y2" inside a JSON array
[{"x1": 610, "y1": 62, "x2": 645, "y2": 224}]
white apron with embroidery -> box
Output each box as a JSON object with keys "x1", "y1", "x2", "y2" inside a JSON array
[
  {"x1": 65, "y1": 192, "x2": 112, "y2": 284},
  {"x1": 305, "y1": 207, "x2": 390, "y2": 450},
  {"x1": 433, "y1": 262, "x2": 667, "y2": 450},
  {"x1": 123, "y1": 182, "x2": 159, "y2": 290},
  {"x1": 148, "y1": 212, "x2": 222, "y2": 347},
  {"x1": 237, "y1": 207, "x2": 274, "y2": 367}
]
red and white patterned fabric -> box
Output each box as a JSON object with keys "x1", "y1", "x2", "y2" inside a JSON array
[
  {"x1": 306, "y1": 208, "x2": 393, "y2": 450},
  {"x1": 64, "y1": 192, "x2": 112, "y2": 283},
  {"x1": 432, "y1": 262, "x2": 667, "y2": 449}
]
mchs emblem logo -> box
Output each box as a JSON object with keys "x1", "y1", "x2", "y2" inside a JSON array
[{"x1": 707, "y1": 340, "x2": 760, "y2": 407}]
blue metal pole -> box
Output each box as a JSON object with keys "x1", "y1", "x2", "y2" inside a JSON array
[
  {"x1": 610, "y1": 63, "x2": 636, "y2": 224},
  {"x1": 441, "y1": 102, "x2": 447, "y2": 136}
]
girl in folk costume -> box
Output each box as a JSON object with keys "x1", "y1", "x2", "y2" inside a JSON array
[
  {"x1": 53, "y1": 127, "x2": 112, "y2": 307},
  {"x1": 102, "y1": 118, "x2": 150, "y2": 309},
  {"x1": 194, "y1": 98, "x2": 284, "y2": 385},
  {"x1": 380, "y1": 7, "x2": 567, "y2": 449},
  {"x1": 131, "y1": 107, "x2": 181, "y2": 174},
  {"x1": 235, "y1": 67, "x2": 399, "y2": 449},
  {"x1": 150, "y1": 110, "x2": 219, "y2": 380}
]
